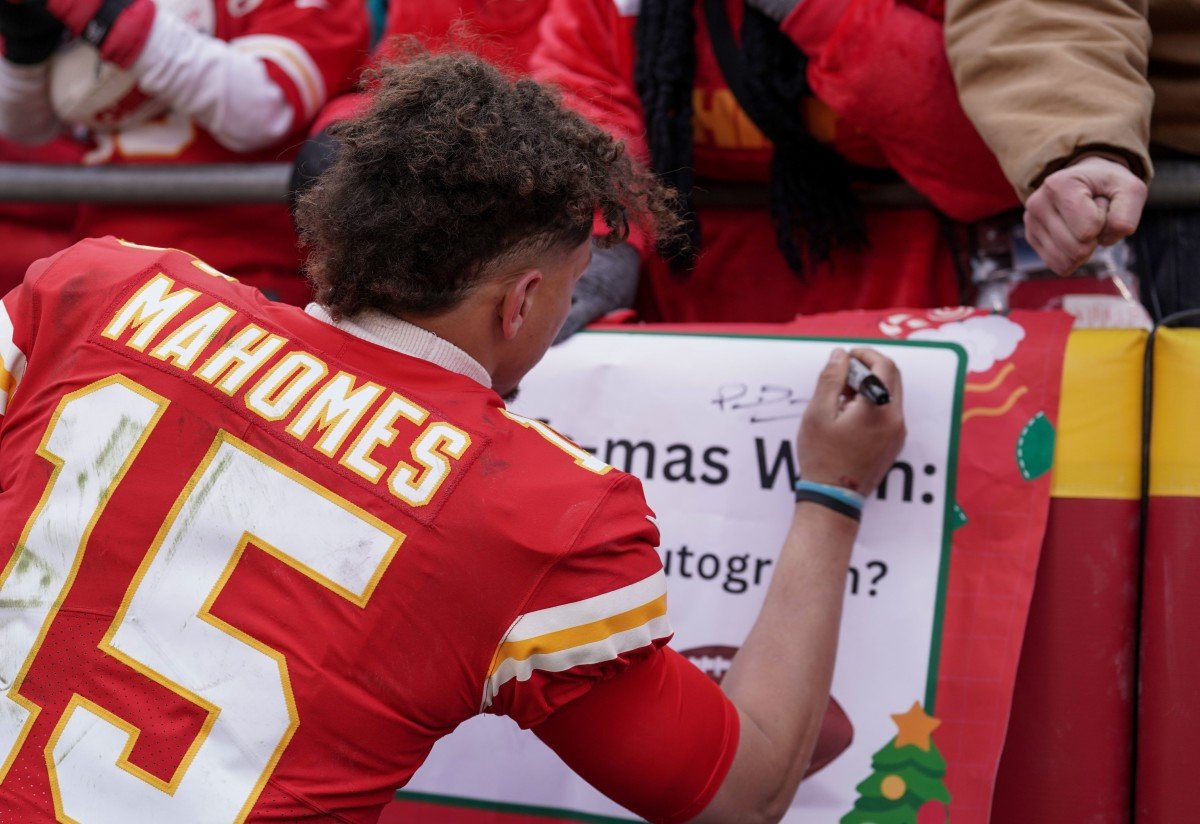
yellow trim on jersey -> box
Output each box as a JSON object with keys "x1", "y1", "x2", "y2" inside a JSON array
[
  {"x1": 498, "y1": 409, "x2": 612, "y2": 475},
  {"x1": 481, "y1": 571, "x2": 672, "y2": 709},
  {"x1": 0, "y1": 299, "x2": 28, "y2": 410},
  {"x1": 47, "y1": 429, "x2": 405, "y2": 820},
  {"x1": 489, "y1": 594, "x2": 668, "y2": 671}
]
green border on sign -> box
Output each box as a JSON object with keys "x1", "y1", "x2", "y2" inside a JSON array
[
  {"x1": 579, "y1": 329, "x2": 967, "y2": 711},
  {"x1": 397, "y1": 329, "x2": 968, "y2": 819}
]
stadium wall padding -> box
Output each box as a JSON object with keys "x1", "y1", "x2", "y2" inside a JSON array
[
  {"x1": 992, "y1": 330, "x2": 1144, "y2": 823},
  {"x1": 1137, "y1": 328, "x2": 1200, "y2": 824}
]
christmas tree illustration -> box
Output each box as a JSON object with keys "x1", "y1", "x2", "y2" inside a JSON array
[{"x1": 841, "y1": 702, "x2": 950, "y2": 824}]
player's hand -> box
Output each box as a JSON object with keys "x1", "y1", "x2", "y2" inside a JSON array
[
  {"x1": 798, "y1": 348, "x2": 905, "y2": 496},
  {"x1": 1024, "y1": 155, "x2": 1148, "y2": 275},
  {"x1": 0, "y1": 0, "x2": 64, "y2": 65},
  {"x1": 552, "y1": 241, "x2": 639, "y2": 344}
]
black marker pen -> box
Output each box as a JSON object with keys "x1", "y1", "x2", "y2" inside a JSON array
[{"x1": 846, "y1": 356, "x2": 891, "y2": 405}]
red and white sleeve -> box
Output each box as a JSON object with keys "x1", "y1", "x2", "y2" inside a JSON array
[
  {"x1": 128, "y1": 0, "x2": 367, "y2": 152},
  {"x1": 483, "y1": 473, "x2": 673, "y2": 729},
  {"x1": 0, "y1": 248, "x2": 63, "y2": 430},
  {"x1": 230, "y1": 0, "x2": 369, "y2": 135},
  {"x1": 534, "y1": 646, "x2": 740, "y2": 823}
]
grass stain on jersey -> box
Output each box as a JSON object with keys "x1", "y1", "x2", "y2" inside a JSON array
[
  {"x1": 52, "y1": 723, "x2": 85, "y2": 767},
  {"x1": 164, "y1": 450, "x2": 233, "y2": 563},
  {"x1": 0, "y1": 596, "x2": 46, "y2": 609},
  {"x1": 95, "y1": 415, "x2": 139, "y2": 472},
  {"x1": 93, "y1": 414, "x2": 149, "y2": 505},
  {"x1": 12, "y1": 545, "x2": 52, "y2": 577},
  {"x1": 0, "y1": 546, "x2": 54, "y2": 608}
]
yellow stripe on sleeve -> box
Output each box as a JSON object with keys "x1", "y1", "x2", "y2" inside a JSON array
[{"x1": 489, "y1": 594, "x2": 668, "y2": 674}]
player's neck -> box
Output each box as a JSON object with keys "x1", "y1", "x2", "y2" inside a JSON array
[
  {"x1": 397, "y1": 303, "x2": 500, "y2": 383},
  {"x1": 306, "y1": 303, "x2": 493, "y2": 387}
]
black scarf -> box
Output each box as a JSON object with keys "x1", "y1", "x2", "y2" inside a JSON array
[{"x1": 635, "y1": 0, "x2": 867, "y2": 275}]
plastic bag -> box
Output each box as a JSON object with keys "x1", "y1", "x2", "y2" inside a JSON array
[{"x1": 971, "y1": 222, "x2": 1152, "y2": 329}]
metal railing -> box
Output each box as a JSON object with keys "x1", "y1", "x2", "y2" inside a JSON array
[{"x1": 1, "y1": 159, "x2": 1197, "y2": 207}]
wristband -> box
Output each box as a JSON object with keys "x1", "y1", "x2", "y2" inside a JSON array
[
  {"x1": 82, "y1": 0, "x2": 134, "y2": 48},
  {"x1": 793, "y1": 480, "x2": 864, "y2": 522},
  {"x1": 82, "y1": 0, "x2": 154, "y2": 68}
]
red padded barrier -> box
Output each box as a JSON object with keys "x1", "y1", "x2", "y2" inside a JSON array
[
  {"x1": 1137, "y1": 328, "x2": 1200, "y2": 824},
  {"x1": 992, "y1": 498, "x2": 1139, "y2": 823}
]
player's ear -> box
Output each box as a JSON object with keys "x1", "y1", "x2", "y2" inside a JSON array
[{"x1": 499, "y1": 269, "x2": 543, "y2": 341}]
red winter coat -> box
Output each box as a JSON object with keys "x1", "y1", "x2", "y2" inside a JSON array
[
  {"x1": 530, "y1": 0, "x2": 1018, "y2": 322},
  {"x1": 313, "y1": 0, "x2": 550, "y2": 132},
  {"x1": 0, "y1": 136, "x2": 84, "y2": 293}
]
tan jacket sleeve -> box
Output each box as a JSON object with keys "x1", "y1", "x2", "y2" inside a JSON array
[{"x1": 944, "y1": 0, "x2": 1154, "y2": 201}]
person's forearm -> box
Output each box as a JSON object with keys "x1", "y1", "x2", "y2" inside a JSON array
[
  {"x1": 944, "y1": 0, "x2": 1152, "y2": 199},
  {"x1": 697, "y1": 502, "x2": 856, "y2": 822},
  {"x1": 0, "y1": 60, "x2": 61, "y2": 145},
  {"x1": 130, "y1": 11, "x2": 294, "y2": 152}
]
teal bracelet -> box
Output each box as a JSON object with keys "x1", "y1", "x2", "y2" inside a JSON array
[
  {"x1": 793, "y1": 480, "x2": 865, "y2": 522},
  {"x1": 794, "y1": 480, "x2": 865, "y2": 508}
]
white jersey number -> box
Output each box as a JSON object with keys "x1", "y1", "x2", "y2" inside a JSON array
[{"x1": 0, "y1": 376, "x2": 403, "y2": 822}]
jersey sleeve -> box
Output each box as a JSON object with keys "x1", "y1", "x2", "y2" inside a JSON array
[
  {"x1": 0, "y1": 267, "x2": 36, "y2": 424},
  {"x1": 533, "y1": 647, "x2": 740, "y2": 823},
  {"x1": 230, "y1": 0, "x2": 370, "y2": 134},
  {"x1": 483, "y1": 472, "x2": 672, "y2": 729}
]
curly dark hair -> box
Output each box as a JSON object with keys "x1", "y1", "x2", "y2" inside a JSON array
[{"x1": 297, "y1": 51, "x2": 681, "y2": 318}]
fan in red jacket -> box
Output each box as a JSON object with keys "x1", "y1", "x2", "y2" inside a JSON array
[
  {"x1": 306, "y1": 1, "x2": 550, "y2": 137},
  {"x1": 0, "y1": 134, "x2": 84, "y2": 294},
  {"x1": 0, "y1": 26, "x2": 86, "y2": 294},
  {"x1": 529, "y1": 0, "x2": 1019, "y2": 322},
  {"x1": 0, "y1": 0, "x2": 370, "y2": 305}
]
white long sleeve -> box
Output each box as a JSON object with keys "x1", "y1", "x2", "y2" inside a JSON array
[
  {"x1": 131, "y1": 10, "x2": 295, "y2": 153},
  {"x1": 0, "y1": 60, "x2": 63, "y2": 146}
]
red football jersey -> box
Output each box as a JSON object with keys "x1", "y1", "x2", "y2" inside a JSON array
[
  {"x1": 73, "y1": 0, "x2": 369, "y2": 305},
  {"x1": 0, "y1": 238, "x2": 670, "y2": 822}
]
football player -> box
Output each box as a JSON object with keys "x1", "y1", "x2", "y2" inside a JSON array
[
  {"x1": 0, "y1": 0, "x2": 369, "y2": 305},
  {"x1": 291, "y1": 0, "x2": 641, "y2": 343},
  {"x1": 0, "y1": 53, "x2": 904, "y2": 822}
]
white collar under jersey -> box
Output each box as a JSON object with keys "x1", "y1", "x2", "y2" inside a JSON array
[{"x1": 304, "y1": 303, "x2": 493, "y2": 389}]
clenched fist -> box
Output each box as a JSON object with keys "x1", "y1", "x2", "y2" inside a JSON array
[{"x1": 1024, "y1": 155, "x2": 1148, "y2": 275}]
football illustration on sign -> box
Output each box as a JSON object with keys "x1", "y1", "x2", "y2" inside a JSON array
[{"x1": 681, "y1": 645, "x2": 854, "y2": 776}]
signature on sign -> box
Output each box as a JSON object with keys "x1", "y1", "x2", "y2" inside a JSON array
[{"x1": 712, "y1": 384, "x2": 812, "y2": 423}]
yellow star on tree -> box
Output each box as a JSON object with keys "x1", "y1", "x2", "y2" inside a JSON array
[{"x1": 890, "y1": 702, "x2": 941, "y2": 751}]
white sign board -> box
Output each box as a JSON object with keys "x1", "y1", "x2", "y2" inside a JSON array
[{"x1": 404, "y1": 332, "x2": 965, "y2": 822}]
